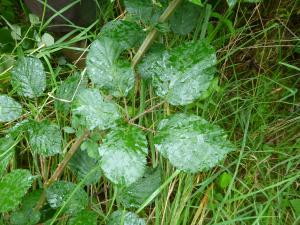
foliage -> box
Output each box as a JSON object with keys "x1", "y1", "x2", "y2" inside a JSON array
[{"x1": 107, "y1": 211, "x2": 146, "y2": 225}]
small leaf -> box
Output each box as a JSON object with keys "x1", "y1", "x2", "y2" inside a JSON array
[
  {"x1": 46, "y1": 181, "x2": 88, "y2": 215},
  {"x1": 100, "y1": 20, "x2": 144, "y2": 51},
  {"x1": 0, "y1": 169, "x2": 35, "y2": 213},
  {"x1": 98, "y1": 125, "x2": 148, "y2": 186},
  {"x1": 86, "y1": 38, "x2": 134, "y2": 97},
  {"x1": 29, "y1": 14, "x2": 40, "y2": 25},
  {"x1": 72, "y1": 88, "x2": 121, "y2": 130},
  {"x1": 0, "y1": 136, "x2": 15, "y2": 175},
  {"x1": 107, "y1": 211, "x2": 146, "y2": 225},
  {"x1": 68, "y1": 149, "x2": 102, "y2": 185},
  {"x1": 170, "y1": 2, "x2": 200, "y2": 35},
  {"x1": 54, "y1": 73, "x2": 87, "y2": 113},
  {"x1": 10, "y1": 24, "x2": 21, "y2": 41},
  {"x1": 0, "y1": 95, "x2": 22, "y2": 122},
  {"x1": 140, "y1": 41, "x2": 217, "y2": 105},
  {"x1": 218, "y1": 172, "x2": 233, "y2": 189},
  {"x1": 290, "y1": 199, "x2": 300, "y2": 217},
  {"x1": 39, "y1": 33, "x2": 55, "y2": 47},
  {"x1": 188, "y1": 0, "x2": 203, "y2": 5},
  {"x1": 10, "y1": 190, "x2": 42, "y2": 225},
  {"x1": 118, "y1": 167, "x2": 162, "y2": 208},
  {"x1": 11, "y1": 56, "x2": 46, "y2": 98},
  {"x1": 154, "y1": 114, "x2": 234, "y2": 173},
  {"x1": 28, "y1": 120, "x2": 62, "y2": 157},
  {"x1": 67, "y1": 209, "x2": 98, "y2": 225}
]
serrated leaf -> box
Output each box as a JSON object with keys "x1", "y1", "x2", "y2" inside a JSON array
[
  {"x1": 170, "y1": 2, "x2": 200, "y2": 35},
  {"x1": 10, "y1": 190, "x2": 42, "y2": 225},
  {"x1": 54, "y1": 73, "x2": 87, "y2": 113},
  {"x1": 11, "y1": 56, "x2": 46, "y2": 98},
  {"x1": 107, "y1": 211, "x2": 146, "y2": 225},
  {"x1": 0, "y1": 95, "x2": 22, "y2": 122},
  {"x1": 28, "y1": 120, "x2": 62, "y2": 157},
  {"x1": 124, "y1": 0, "x2": 153, "y2": 22},
  {"x1": 67, "y1": 209, "x2": 98, "y2": 225},
  {"x1": 100, "y1": 20, "x2": 144, "y2": 51},
  {"x1": 68, "y1": 149, "x2": 102, "y2": 185},
  {"x1": 154, "y1": 114, "x2": 234, "y2": 173},
  {"x1": 86, "y1": 37, "x2": 134, "y2": 97},
  {"x1": 0, "y1": 169, "x2": 35, "y2": 213},
  {"x1": 98, "y1": 125, "x2": 148, "y2": 186},
  {"x1": 118, "y1": 167, "x2": 161, "y2": 208},
  {"x1": 0, "y1": 136, "x2": 15, "y2": 175},
  {"x1": 72, "y1": 88, "x2": 121, "y2": 130},
  {"x1": 139, "y1": 41, "x2": 217, "y2": 105},
  {"x1": 46, "y1": 181, "x2": 88, "y2": 215}
]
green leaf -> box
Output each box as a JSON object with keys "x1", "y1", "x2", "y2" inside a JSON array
[
  {"x1": 0, "y1": 136, "x2": 15, "y2": 175},
  {"x1": 28, "y1": 120, "x2": 62, "y2": 157},
  {"x1": 46, "y1": 181, "x2": 88, "y2": 215},
  {"x1": 118, "y1": 167, "x2": 162, "y2": 208},
  {"x1": 72, "y1": 88, "x2": 121, "y2": 130},
  {"x1": 227, "y1": 0, "x2": 262, "y2": 7},
  {"x1": 290, "y1": 199, "x2": 300, "y2": 217},
  {"x1": 170, "y1": 2, "x2": 200, "y2": 35},
  {"x1": 140, "y1": 41, "x2": 217, "y2": 105},
  {"x1": 86, "y1": 38, "x2": 135, "y2": 97},
  {"x1": 100, "y1": 20, "x2": 144, "y2": 51},
  {"x1": 54, "y1": 73, "x2": 87, "y2": 113},
  {"x1": 154, "y1": 114, "x2": 234, "y2": 173},
  {"x1": 11, "y1": 56, "x2": 46, "y2": 98},
  {"x1": 0, "y1": 95, "x2": 22, "y2": 122},
  {"x1": 0, "y1": 169, "x2": 35, "y2": 213},
  {"x1": 218, "y1": 172, "x2": 233, "y2": 189},
  {"x1": 67, "y1": 209, "x2": 98, "y2": 225},
  {"x1": 124, "y1": 0, "x2": 153, "y2": 22},
  {"x1": 39, "y1": 33, "x2": 54, "y2": 47},
  {"x1": 107, "y1": 211, "x2": 146, "y2": 225},
  {"x1": 10, "y1": 190, "x2": 42, "y2": 225},
  {"x1": 188, "y1": 0, "x2": 202, "y2": 5},
  {"x1": 68, "y1": 149, "x2": 102, "y2": 185},
  {"x1": 98, "y1": 125, "x2": 148, "y2": 186}
]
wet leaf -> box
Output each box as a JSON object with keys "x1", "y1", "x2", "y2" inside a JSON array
[
  {"x1": 10, "y1": 190, "x2": 42, "y2": 225},
  {"x1": 170, "y1": 2, "x2": 200, "y2": 35},
  {"x1": 100, "y1": 20, "x2": 144, "y2": 51},
  {"x1": 0, "y1": 95, "x2": 22, "y2": 122},
  {"x1": 46, "y1": 181, "x2": 88, "y2": 215},
  {"x1": 107, "y1": 211, "x2": 146, "y2": 225},
  {"x1": 54, "y1": 73, "x2": 87, "y2": 113},
  {"x1": 68, "y1": 149, "x2": 102, "y2": 185},
  {"x1": 11, "y1": 56, "x2": 46, "y2": 98},
  {"x1": 154, "y1": 114, "x2": 234, "y2": 173},
  {"x1": 0, "y1": 136, "x2": 15, "y2": 175},
  {"x1": 86, "y1": 37, "x2": 134, "y2": 97},
  {"x1": 28, "y1": 120, "x2": 62, "y2": 157},
  {"x1": 98, "y1": 125, "x2": 148, "y2": 186},
  {"x1": 140, "y1": 41, "x2": 217, "y2": 105},
  {"x1": 72, "y1": 88, "x2": 121, "y2": 130},
  {"x1": 0, "y1": 169, "x2": 35, "y2": 213},
  {"x1": 67, "y1": 209, "x2": 98, "y2": 225},
  {"x1": 118, "y1": 167, "x2": 162, "y2": 208}
]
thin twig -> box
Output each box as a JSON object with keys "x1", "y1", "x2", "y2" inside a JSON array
[{"x1": 129, "y1": 101, "x2": 165, "y2": 123}]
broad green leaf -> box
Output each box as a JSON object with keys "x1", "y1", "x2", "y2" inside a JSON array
[
  {"x1": 11, "y1": 56, "x2": 46, "y2": 98},
  {"x1": 154, "y1": 114, "x2": 234, "y2": 173},
  {"x1": 28, "y1": 120, "x2": 62, "y2": 157},
  {"x1": 124, "y1": 0, "x2": 153, "y2": 22},
  {"x1": 218, "y1": 172, "x2": 233, "y2": 189},
  {"x1": 290, "y1": 199, "x2": 300, "y2": 217},
  {"x1": 0, "y1": 95, "x2": 22, "y2": 122},
  {"x1": 100, "y1": 20, "x2": 144, "y2": 51},
  {"x1": 46, "y1": 181, "x2": 88, "y2": 215},
  {"x1": 0, "y1": 136, "x2": 15, "y2": 175},
  {"x1": 98, "y1": 125, "x2": 148, "y2": 186},
  {"x1": 10, "y1": 190, "x2": 42, "y2": 225},
  {"x1": 39, "y1": 33, "x2": 54, "y2": 47},
  {"x1": 118, "y1": 167, "x2": 162, "y2": 208},
  {"x1": 54, "y1": 73, "x2": 87, "y2": 113},
  {"x1": 107, "y1": 211, "x2": 146, "y2": 225},
  {"x1": 0, "y1": 169, "x2": 35, "y2": 213},
  {"x1": 67, "y1": 209, "x2": 98, "y2": 225},
  {"x1": 10, "y1": 24, "x2": 21, "y2": 41},
  {"x1": 140, "y1": 41, "x2": 217, "y2": 105},
  {"x1": 86, "y1": 38, "x2": 134, "y2": 97},
  {"x1": 72, "y1": 88, "x2": 121, "y2": 130},
  {"x1": 170, "y1": 2, "x2": 200, "y2": 35},
  {"x1": 68, "y1": 149, "x2": 102, "y2": 185}
]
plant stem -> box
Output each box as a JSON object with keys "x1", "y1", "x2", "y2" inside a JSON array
[
  {"x1": 34, "y1": 130, "x2": 90, "y2": 210},
  {"x1": 131, "y1": 0, "x2": 182, "y2": 68}
]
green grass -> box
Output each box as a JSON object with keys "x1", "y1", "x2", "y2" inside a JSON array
[{"x1": 0, "y1": 0, "x2": 300, "y2": 224}]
